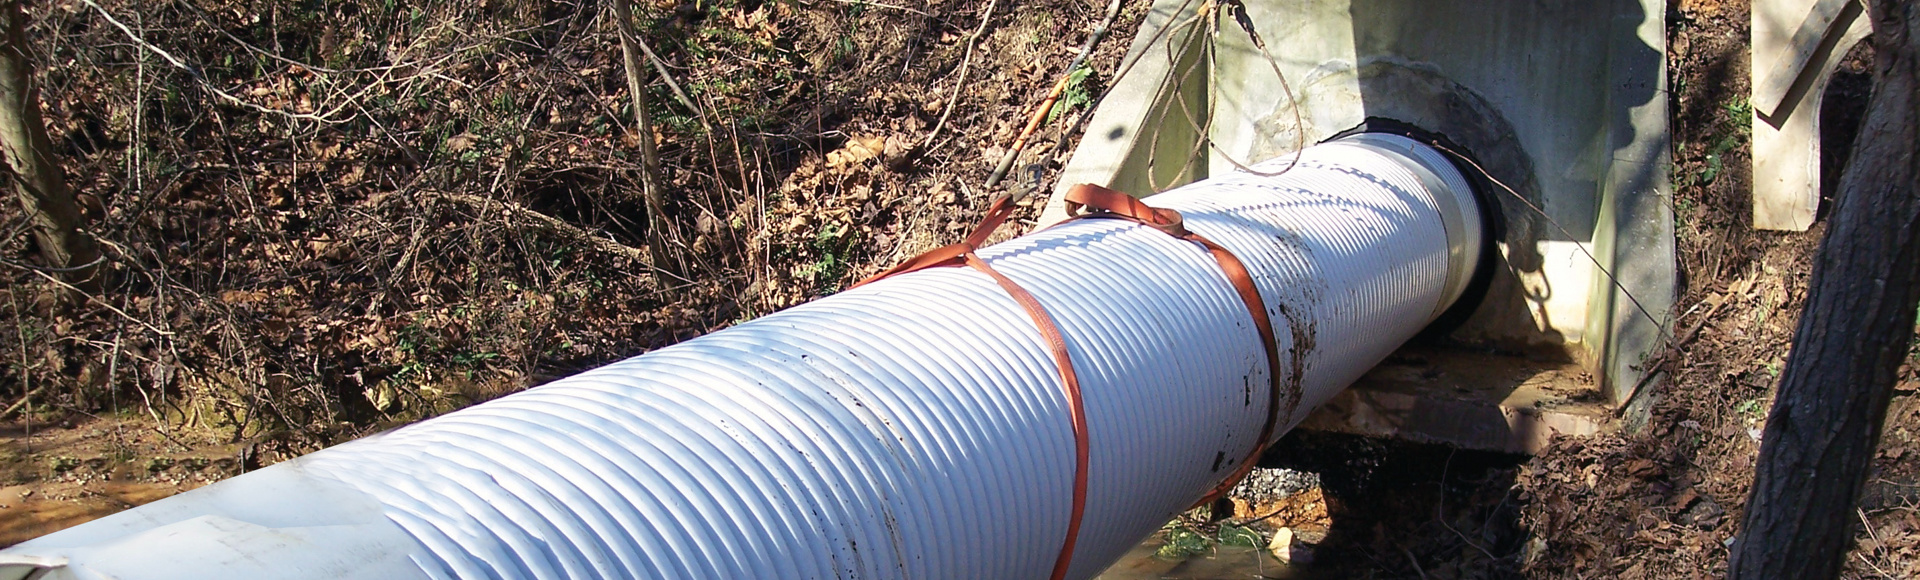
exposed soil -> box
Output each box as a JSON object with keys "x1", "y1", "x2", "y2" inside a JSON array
[
  {"x1": 1512, "y1": 2, "x2": 1919, "y2": 579},
  {"x1": 1103, "y1": 1, "x2": 1917, "y2": 579},
  {"x1": 0, "y1": 0, "x2": 1144, "y2": 548},
  {"x1": 3, "y1": 0, "x2": 1917, "y2": 577},
  {"x1": 0, "y1": 417, "x2": 238, "y2": 546}
]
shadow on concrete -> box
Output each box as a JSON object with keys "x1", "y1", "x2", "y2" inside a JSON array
[{"x1": 1346, "y1": 0, "x2": 1665, "y2": 371}]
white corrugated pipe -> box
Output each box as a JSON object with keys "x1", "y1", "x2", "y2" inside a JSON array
[{"x1": 0, "y1": 132, "x2": 1483, "y2": 580}]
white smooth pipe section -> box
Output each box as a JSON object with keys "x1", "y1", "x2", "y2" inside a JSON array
[{"x1": 0, "y1": 133, "x2": 1482, "y2": 580}]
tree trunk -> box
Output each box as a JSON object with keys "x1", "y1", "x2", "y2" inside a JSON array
[
  {"x1": 1728, "y1": 2, "x2": 1920, "y2": 579},
  {"x1": 609, "y1": 0, "x2": 677, "y2": 281},
  {"x1": 0, "y1": 0, "x2": 99, "y2": 288}
]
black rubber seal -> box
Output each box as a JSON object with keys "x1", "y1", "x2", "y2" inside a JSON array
[{"x1": 1327, "y1": 117, "x2": 1503, "y2": 341}]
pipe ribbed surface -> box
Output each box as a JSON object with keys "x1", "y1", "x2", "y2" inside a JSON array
[{"x1": 0, "y1": 134, "x2": 1481, "y2": 580}]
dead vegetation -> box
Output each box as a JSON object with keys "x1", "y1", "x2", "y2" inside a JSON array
[
  {"x1": 1515, "y1": 1, "x2": 1918, "y2": 578},
  {"x1": 0, "y1": 0, "x2": 1137, "y2": 463},
  {"x1": 1, "y1": 0, "x2": 1915, "y2": 577}
]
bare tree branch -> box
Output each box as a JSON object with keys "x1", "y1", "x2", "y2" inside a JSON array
[{"x1": 610, "y1": 0, "x2": 680, "y2": 281}]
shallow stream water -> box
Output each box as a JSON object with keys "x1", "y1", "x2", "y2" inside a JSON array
[{"x1": 1095, "y1": 531, "x2": 1319, "y2": 580}]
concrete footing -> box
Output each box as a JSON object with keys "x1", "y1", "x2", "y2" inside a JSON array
[{"x1": 1297, "y1": 347, "x2": 1613, "y2": 454}]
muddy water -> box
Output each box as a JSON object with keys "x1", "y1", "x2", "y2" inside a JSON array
[
  {"x1": 0, "y1": 418, "x2": 236, "y2": 547},
  {"x1": 1096, "y1": 531, "x2": 1320, "y2": 580},
  {"x1": 0, "y1": 482, "x2": 185, "y2": 546}
]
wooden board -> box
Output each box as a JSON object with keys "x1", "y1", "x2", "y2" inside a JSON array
[{"x1": 1751, "y1": 0, "x2": 1869, "y2": 231}]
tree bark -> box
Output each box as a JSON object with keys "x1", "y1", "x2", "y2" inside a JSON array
[
  {"x1": 0, "y1": 0, "x2": 99, "y2": 288},
  {"x1": 609, "y1": 0, "x2": 677, "y2": 280},
  {"x1": 1728, "y1": 2, "x2": 1920, "y2": 579}
]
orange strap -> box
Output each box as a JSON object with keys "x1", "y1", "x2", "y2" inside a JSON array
[
  {"x1": 1056, "y1": 184, "x2": 1285, "y2": 509},
  {"x1": 852, "y1": 185, "x2": 1280, "y2": 579},
  {"x1": 851, "y1": 196, "x2": 1090, "y2": 580}
]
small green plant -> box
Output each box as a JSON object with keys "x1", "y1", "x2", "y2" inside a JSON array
[
  {"x1": 1698, "y1": 153, "x2": 1723, "y2": 186},
  {"x1": 452, "y1": 350, "x2": 500, "y2": 367},
  {"x1": 391, "y1": 359, "x2": 429, "y2": 385},
  {"x1": 47, "y1": 456, "x2": 80, "y2": 473},
  {"x1": 1156, "y1": 524, "x2": 1212, "y2": 559},
  {"x1": 451, "y1": 350, "x2": 502, "y2": 380},
  {"x1": 814, "y1": 222, "x2": 846, "y2": 245},
  {"x1": 1697, "y1": 132, "x2": 1742, "y2": 186},
  {"x1": 1689, "y1": 97, "x2": 1756, "y2": 187},
  {"x1": 146, "y1": 457, "x2": 176, "y2": 473},
  {"x1": 1217, "y1": 524, "x2": 1264, "y2": 548},
  {"x1": 1046, "y1": 66, "x2": 1095, "y2": 125},
  {"x1": 832, "y1": 36, "x2": 857, "y2": 64},
  {"x1": 1736, "y1": 398, "x2": 1767, "y2": 420},
  {"x1": 397, "y1": 315, "x2": 435, "y2": 357},
  {"x1": 1724, "y1": 96, "x2": 1754, "y2": 130},
  {"x1": 805, "y1": 222, "x2": 852, "y2": 291},
  {"x1": 805, "y1": 252, "x2": 844, "y2": 288},
  {"x1": 1025, "y1": 13, "x2": 1056, "y2": 48}
]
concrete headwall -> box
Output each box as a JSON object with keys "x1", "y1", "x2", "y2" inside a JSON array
[{"x1": 1047, "y1": 0, "x2": 1674, "y2": 407}]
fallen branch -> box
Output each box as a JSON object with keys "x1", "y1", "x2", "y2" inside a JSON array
[
  {"x1": 627, "y1": 32, "x2": 709, "y2": 131},
  {"x1": 1613, "y1": 275, "x2": 1756, "y2": 415},
  {"x1": 18, "y1": 267, "x2": 175, "y2": 337},
  {"x1": 1403, "y1": 546, "x2": 1430, "y2": 580},
  {"x1": 80, "y1": 0, "x2": 347, "y2": 124},
  {"x1": 424, "y1": 192, "x2": 687, "y2": 283},
  {"x1": 922, "y1": 0, "x2": 1000, "y2": 147},
  {"x1": 984, "y1": 0, "x2": 1126, "y2": 188},
  {"x1": 823, "y1": 0, "x2": 931, "y2": 17},
  {"x1": 0, "y1": 384, "x2": 46, "y2": 418}
]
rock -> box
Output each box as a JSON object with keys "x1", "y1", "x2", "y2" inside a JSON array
[
  {"x1": 846, "y1": 185, "x2": 875, "y2": 204},
  {"x1": 1229, "y1": 467, "x2": 1320, "y2": 501},
  {"x1": 696, "y1": 211, "x2": 721, "y2": 235},
  {"x1": 880, "y1": 135, "x2": 915, "y2": 170},
  {"x1": 1677, "y1": 497, "x2": 1725, "y2": 529},
  {"x1": 783, "y1": 214, "x2": 811, "y2": 233},
  {"x1": 1267, "y1": 527, "x2": 1294, "y2": 560},
  {"x1": 1522, "y1": 536, "x2": 1547, "y2": 569},
  {"x1": 1267, "y1": 527, "x2": 1319, "y2": 565}
]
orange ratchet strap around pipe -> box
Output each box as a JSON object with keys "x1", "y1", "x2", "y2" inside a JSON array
[
  {"x1": 1056, "y1": 184, "x2": 1285, "y2": 510},
  {"x1": 850, "y1": 196, "x2": 1091, "y2": 580},
  {"x1": 851, "y1": 183, "x2": 1281, "y2": 578}
]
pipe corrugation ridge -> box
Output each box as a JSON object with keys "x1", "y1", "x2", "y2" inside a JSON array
[{"x1": 0, "y1": 134, "x2": 1479, "y2": 580}]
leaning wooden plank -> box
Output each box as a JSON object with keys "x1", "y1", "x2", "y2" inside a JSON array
[{"x1": 1751, "y1": 0, "x2": 1869, "y2": 231}]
